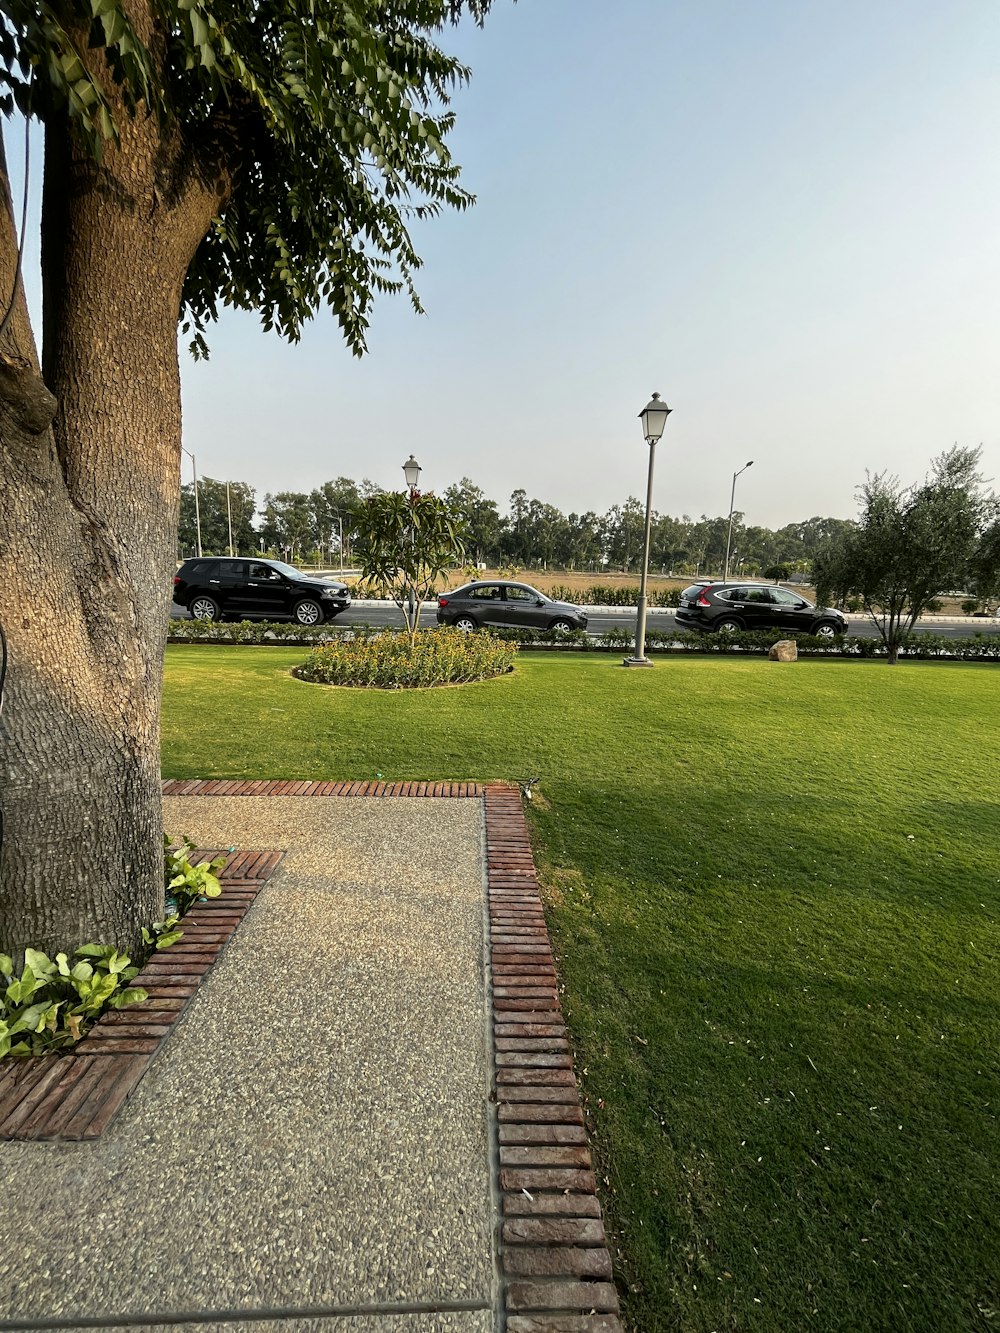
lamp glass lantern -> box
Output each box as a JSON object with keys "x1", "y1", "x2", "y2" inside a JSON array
[
  {"x1": 639, "y1": 392, "x2": 671, "y2": 443},
  {"x1": 403, "y1": 454, "x2": 422, "y2": 491}
]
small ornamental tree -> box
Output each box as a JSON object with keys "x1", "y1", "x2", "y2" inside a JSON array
[
  {"x1": 814, "y1": 447, "x2": 992, "y2": 664},
  {"x1": 352, "y1": 491, "x2": 467, "y2": 644}
]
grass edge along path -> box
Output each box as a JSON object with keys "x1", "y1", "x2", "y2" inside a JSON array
[{"x1": 162, "y1": 647, "x2": 1000, "y2": 1333}]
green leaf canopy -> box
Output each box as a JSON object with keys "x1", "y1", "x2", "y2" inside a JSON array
[{"x1": 1, "y1": 0, "x2": 497, "y2": 354}]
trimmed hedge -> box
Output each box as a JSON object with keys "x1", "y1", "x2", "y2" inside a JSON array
[
  {"x1": 293, "y1": 627, "x2": 518, "y2": 689},
  {"x1": 166, "y1": 620, "x2": 1000, "y2": 662},
  {"x1": 548, "y1": 584, "x2": 682, "y2": 607},
  {"x1": 168, "y1": 618, "x2": 345, "y2": 644}
]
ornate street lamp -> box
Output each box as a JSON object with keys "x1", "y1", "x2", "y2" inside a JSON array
[
  {"x1": 401, "y1": 455, "x2": 422, "y2": 629},
  {"x1": 403, "y1": 454, "x2": 422, "y2": 494},
  {"x1": 624, "y1": 393, "x2": 672, "y2": 667}
]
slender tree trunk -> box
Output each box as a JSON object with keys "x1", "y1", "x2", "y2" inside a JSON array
[{"x1": 0, "y1": 22, "x2": 224, "y2": 958}]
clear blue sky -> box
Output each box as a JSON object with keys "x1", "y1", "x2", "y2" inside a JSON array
[{"x1": 12, "y1": 0, "x2": 1000, "y2": 527}]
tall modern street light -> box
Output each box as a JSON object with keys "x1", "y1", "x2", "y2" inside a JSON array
[
  {"x1": 402, "y1": 455, "x2": 422, "y2": 629},
  {"x1": 624, "y1": 392, "x2": 672, "y2": 668},
  {"x1": 225, "y1": 480, "x2": 234, "y2": 557},
  {"x1": 181, "y1": 446, "x2": 202, "y2": 558},
  {"x1": 723, "y1": 460, "x2": 754, "y2": 581}
]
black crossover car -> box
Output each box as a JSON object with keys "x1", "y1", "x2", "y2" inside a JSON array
[
  {"x1": 436, "y1": 581, "x2": 588, "y2": 633},
  {"x1": 675, "y1": 581, "x2": 847, "y2": 637},
  {"x1": 173, "y1": 557, "x2": 351, "y2": 625}
]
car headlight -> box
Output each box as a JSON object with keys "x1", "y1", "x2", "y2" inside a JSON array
[{"x1": 320, "y1": 588, "x2": 341, "y2": 599}]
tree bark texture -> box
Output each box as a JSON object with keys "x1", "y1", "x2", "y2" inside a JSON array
[{"x1": 0, "y1": 7, "x2": 225, "y2": 958}]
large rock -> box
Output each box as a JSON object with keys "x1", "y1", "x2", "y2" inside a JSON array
[{"x1": 769, "y1": 639, "x2": 798, "y2": 662}]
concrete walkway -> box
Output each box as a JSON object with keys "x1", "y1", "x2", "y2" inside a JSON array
[{"x1": 0, "y1": 796, "x2": 496, "y2": 1332}]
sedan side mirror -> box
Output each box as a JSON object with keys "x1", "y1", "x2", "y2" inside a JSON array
[{"x1": 536, "y1": 598, "x2": 545, "y2": 606}]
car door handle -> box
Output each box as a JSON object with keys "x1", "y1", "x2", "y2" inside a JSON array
[{"x1": 209, "y1": 579, "x2": 220, "y2": 584}]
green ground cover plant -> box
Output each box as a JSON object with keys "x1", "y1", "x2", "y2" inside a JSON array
[
  {"x1": 0, "y1": 946, "x2": 147, "y2": 1058},
  {"x1": 0, "y1": 839, "x2": 224, "y2": 1057},
  {"x1": 162, "y1": 649, "x2": 1000, "y2": 1332}
]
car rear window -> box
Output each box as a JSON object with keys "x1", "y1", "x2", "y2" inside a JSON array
[{"x1": 680, "y1": 585, "x2": 706, "y2": 601}]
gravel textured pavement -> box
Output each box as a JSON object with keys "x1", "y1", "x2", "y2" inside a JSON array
[{"x1": 0, "y1": 796, "x2": 496, "y2": 1332}]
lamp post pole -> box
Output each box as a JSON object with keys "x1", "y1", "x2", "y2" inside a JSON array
[
  {"x1": 181, "y1": 446, "x2": 201, "y2": 558},
  {"x1": 225, "y1": 480, "x2": 234, "y2": 557},
  {"x1": 624, "y1": 393, "x2": 672, "y2": 668},
  {"x1": 723, "y1": 460, "x2": 753, "y2": 581},
  {"x1": 402, "y1": 454, "x2": 422, "y2": 633}
]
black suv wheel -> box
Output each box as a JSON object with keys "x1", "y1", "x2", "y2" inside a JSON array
[
  {"x1": 189, "y1": 595, "x2": 221, "y2": 622},
  {"x1": 292, "y1": 598, "x2": 324, "y2": 626}
]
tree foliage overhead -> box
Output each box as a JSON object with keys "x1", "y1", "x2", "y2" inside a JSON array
[{"x1": 1, "y1": 0, "x2": 495, "y2": 355}]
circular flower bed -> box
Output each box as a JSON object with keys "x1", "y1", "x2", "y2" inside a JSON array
[{"x1": 293, "y1": 627, "x2": 518, "y2": 689}]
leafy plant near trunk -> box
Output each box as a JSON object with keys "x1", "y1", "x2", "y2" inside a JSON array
[
  {"x1": 0, "y1": 946, "x2": 146, "y2": 1059},
  {"x1": 164, "y1": 836, "x2": 225, "y2": 916},
  {"x1": 0, "y1": 837, "x2": 226, "y2": 1058},
  {"x1": 294, "y1": 627, "x2": 516, "y2": 688}
]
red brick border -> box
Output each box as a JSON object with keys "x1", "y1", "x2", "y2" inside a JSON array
[
  {"x1": 484, "y1": 784, "x2": 623, "y2": 1333},
  {"x1": 0, "y1": 849, "x2": 283, "y2": 1142},
  {"x1": 162, "y1": 778, "x2": 482, "y2": 798}
]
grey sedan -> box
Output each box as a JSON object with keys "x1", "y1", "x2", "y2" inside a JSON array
[{"x1": 436, "y1": 581, "x2": 588, "y2": 633}]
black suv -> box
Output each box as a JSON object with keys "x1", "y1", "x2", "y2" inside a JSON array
[
  {"x1": 675, "y1": 581, "x2": 847, "y2": 637},
  {"x1": 173, "y1": 557, "x2": 351, "y2": 625}
]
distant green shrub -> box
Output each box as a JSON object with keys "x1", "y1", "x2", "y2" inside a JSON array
[{"x1": 294, "y1": 627, "x2": 517, "y2": 688}]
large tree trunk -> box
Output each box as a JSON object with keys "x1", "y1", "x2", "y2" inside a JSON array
[{"x1": 0, "y1": 24, "x2": 223, "y2": 959}]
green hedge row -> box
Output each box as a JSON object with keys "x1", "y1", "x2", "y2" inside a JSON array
[
  {"x1": 166, "y1": 620, "x2": 1000, "y2": 660},
  {"x1": 547, "y1": 584, "x2": 682, "y2": 607}
]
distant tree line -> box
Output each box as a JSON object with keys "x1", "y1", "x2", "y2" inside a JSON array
[{"x1": 178, "y1": 473, "x2": 857, "y2": 576}]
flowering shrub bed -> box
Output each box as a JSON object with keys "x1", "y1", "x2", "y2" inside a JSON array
[{"x1": 294, "y1": 627, "x2": 518, "y2": 688}]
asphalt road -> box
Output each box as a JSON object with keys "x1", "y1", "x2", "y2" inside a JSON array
[{"x1": 170, "y1": 602, "x2": 996, "y2": 641}]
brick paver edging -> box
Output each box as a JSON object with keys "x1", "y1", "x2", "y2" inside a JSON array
[
  {"x1": 162, "y1": 778, "x2": 483, "y2": 798},
  {"x1": 483, "y1": 785, "x2": 623, "y2": 1333},
  {"x1": 0, "y1": 849, "x2": 283, "y2": 1142}
]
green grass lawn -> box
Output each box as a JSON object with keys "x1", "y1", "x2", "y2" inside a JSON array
[{"x1": 163, "y1": 648, "x2": 1000, "y2": 1332}]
